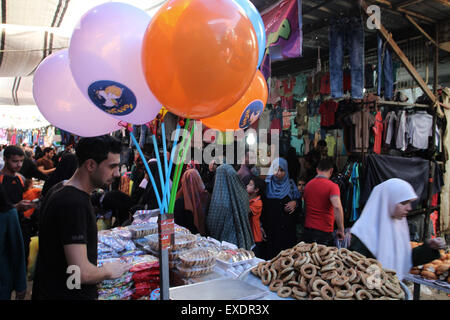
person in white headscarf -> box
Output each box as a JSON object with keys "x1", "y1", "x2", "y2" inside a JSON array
[{"x1": 349, "y1": 178, "x2": 445, "y2": 280}]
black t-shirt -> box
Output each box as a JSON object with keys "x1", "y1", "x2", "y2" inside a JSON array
[
  {"x1": 32, "y1": 185, "x2": 98, "y2": 300},
  {"x1": 0, "y1": 173, "x2": 25, "y2": 205}
]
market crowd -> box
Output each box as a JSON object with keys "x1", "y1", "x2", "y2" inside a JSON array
[{"x1": 0, "y1": 134, "x2": 445, "y2": 300}]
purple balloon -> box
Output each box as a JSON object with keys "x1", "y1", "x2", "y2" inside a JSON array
[
  {"x1": 69, "y1": 2, "x2": 161, "y2": 125},
  {"x1": 33, "y1": 49, "x2": 122, "y2": 137}
]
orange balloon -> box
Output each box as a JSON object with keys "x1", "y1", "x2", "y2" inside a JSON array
[
  {"x1": 142, "y1": 0, "x2": 258, "y2": 119},
  {"x1": 201, "y1": 70, "x2": 268, "y2": 132}
]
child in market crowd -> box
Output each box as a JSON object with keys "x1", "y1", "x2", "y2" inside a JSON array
[{"x1": 247, "y1": 175, "x2": 266, "y2": 259}]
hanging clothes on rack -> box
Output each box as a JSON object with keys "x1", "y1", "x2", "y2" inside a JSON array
[{"x1": 349, "y1": 162, "x2": 360, "y2": 222}]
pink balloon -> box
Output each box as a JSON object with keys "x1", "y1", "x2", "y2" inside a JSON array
[
  {"x1": 69, "y1": 2, "x2": 161, "y2": 125},
  {"x1": 33, "y1": 49, "x2": 122, "y2": 137}
]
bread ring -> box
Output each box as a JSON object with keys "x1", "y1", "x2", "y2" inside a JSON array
[
  {"x1": 312, "y1": 279, "x2": 328, "y2": 293},
  {"x1": 280, "y1": 257, "x2": 295, "y2": 269},
  {"x1": 350, "y1": 251, "x2": 366, "y2": 260},
  {"x1": 261, "y1": 269, "x2": 272, "y2": 285},
  {"x1": 312, "y1": 252, "x2": 323, "y2": 266},
  {"x1": 321, "y1": 261, "x2": 337, "y2": 273},
  {"x1": 343, "y1": 268, "x2": 357, "y2": 283},
  {"x1": 331, "y1": 275, "x2": 349, "y2": 286},
  {"x1": 344, "y1": 256, "x2": 358, "y2": 268},
  {"x1": 294, "y1": 256, "x2": 310, "y2": 269},
  {"x1": 351, "y1": 283, "x2": 364, "y2": 291},
  {"x1": 277, "y1": 286, "x2": 292, "y2": 298},
  {"x1": 299, "y1": 276, "x2": 308, "y2": 291},
  {"x1": 352, "y1": 270, "x2": 362, "y2": 284},
  {"x1": 366, "y1": 258, "x2": 382, "y2": 268},
  {"x1": 269, "y1": 280, "x2": 284, "y2": 292},
  {"x1": 300, "y1": 263, "x2": 317, "y2": 279},
  {"x1": 320, "y1": 285, "x2": 335, "y2": 300},
  {"x1": 280, "y1": 268, "x2": 295, "y2": 282},
  {"x1": 292, "y1": 286, "x2": 307, "y2": 298},
  {"x1": 310, "y1": 242, "x2": 318, "y2": 253},
  {"x1": 321, "y1": 250, "x2": 335, "y2": 262},
  {"x1": 355, "y1": 289, "x2": 373, "y2": 300},
  {"x1": 384, "y1": 279, "x2": 402, "y2": 294},
  {"x1": 291, "y1": 251, "x2": 301, "y2": 261},
  {"x1": 287, "y1": 280, "x2": 300, "y2": 287},
  {"x1": 251, "y1": 266, "x2": 259, "y2": 276},
  {"x1": 281, "y1": 249, "x2": 294, "y2": 257},
  {"x1": 318, "y1": 246, "x2": 329, "y2": 257},
  {"x1": 337, "y1": 248, "x2": 351, "y2": 260},
  {"x1": 308, "y1": 276, "x2": 320, "y2": 292},
  {"x1": 309, "y1": 291, "x2": 321, "y2": 298},
  {"x1": 297, "y1": 243, "x2": 312, "y2": 253},
  {"x1": 322, "y1": 270, "x2": 339, "y2": 280},
  {"x1": 383, "y1": 285, "x2": 404, "y2": 299},
  {"x1": 334, "y1": 260, "x2": 345, "y2": 272},
  {"x1": 336, "y1": 289, "x2": 354, "y2": 299},
  {"x1": 356, "y1": 259, "x2": 371, "y2": 272},
  {"x1": 383, "y1": 268, "x2": 397, "y2": 276},
  {"x1": 321, "y1": 257, "x2": 336, "y2": 266}
]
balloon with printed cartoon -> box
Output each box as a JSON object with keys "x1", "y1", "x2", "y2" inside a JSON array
[
  {"x1": 201, "y1": 70, "x2": 268, "y2": 132},
  {"x1": 69, "y1": 2, "x2": 161, "y2": 124}
]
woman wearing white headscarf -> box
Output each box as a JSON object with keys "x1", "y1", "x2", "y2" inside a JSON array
[{"x1": 349, "y1": 178, "x2": 445, "y2": 280}]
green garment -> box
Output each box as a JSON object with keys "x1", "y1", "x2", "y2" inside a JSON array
[{"x1": 0, "y1": 208, "x2": 27, "y2": 299}]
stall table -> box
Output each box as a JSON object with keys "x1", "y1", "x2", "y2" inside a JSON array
[{"x1": 403, "y1": 274, "x2": 450, "y2": 300}]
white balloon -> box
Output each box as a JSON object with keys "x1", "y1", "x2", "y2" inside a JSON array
[
  {"x1": 69, "y1": 2, "x2": 161, "y2": 124},
  {"x1": 33, "y1": 49, "x2": 122, "y2": 137}
]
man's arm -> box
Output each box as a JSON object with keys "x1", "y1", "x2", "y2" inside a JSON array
[
  {"x1": 64, "y1": 244, "x2": 130, "y2": 284},
  {"x1": 330, "y1": 196, "x2": 345, "y2": 238},
  {"x1": 37, "y1": 165, "x2": 55, "y2": 175}
]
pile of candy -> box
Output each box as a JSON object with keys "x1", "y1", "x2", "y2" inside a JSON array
[
  {"x1": 98, "y1": 271, "x2": 134, "y2": 300},
  {"x1": 130, "y1": 261, "x2": 160, "y2": 300}
]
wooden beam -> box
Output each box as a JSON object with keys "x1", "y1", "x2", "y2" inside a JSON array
[
  {"x1": 431, "y1": 0, "x2": 450, "y2": 7},
  {"x1": 405, "y1": 14, "x2": 438, "y2": 47},
  {"x1": 397, "y1": 0, "x2": 424, "y2": 8},
  {"x1": 396, "y1": 7, "x2": 436, "y2": 24},
  {"x1": 359, "y1": 0, "x2": 437, "y2": 104}
]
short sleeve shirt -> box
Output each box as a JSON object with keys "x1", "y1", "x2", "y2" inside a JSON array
[
  {"x1": 303, "y1": 177, "x2": 340, "y2": 233},
  {"x1": 33, "y1": 185, "x2": 98, "y2": 300}
]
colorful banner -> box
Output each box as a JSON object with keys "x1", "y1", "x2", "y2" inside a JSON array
[{"x1": 260, "y1": 0, "x2": 302, "y2": 79}]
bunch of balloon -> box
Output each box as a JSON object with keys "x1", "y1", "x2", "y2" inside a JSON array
[{"x1": 33, "y1": 2, "x2": 163, "y2": 137}]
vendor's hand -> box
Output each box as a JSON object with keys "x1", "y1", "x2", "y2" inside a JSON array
[
  {"x1": 427, "y1": 237, "x2": 446, "y2": 250},
  {"x1": 284, "y1": 201, "x2": 297, "y2": 214},
  {"x1": 336, "y1": 229, "x2": 345, "y2": 241},
  {"x1": 103, "y1": 262, "x2": 131, "y2": 279},
  {"x1": 15, "y1": 200, "x2": 35, "y2": 212},
  {"x1": 15, "y1": 290, "x2": 26, "y2": 300}
]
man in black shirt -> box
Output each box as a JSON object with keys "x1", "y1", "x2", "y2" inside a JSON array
[
  {"x1": 32, "y1": 136, "x2": 130, "y2": 300},
  {"x1": 1, "y1": 146, "x2": 37, "y2": 268}
]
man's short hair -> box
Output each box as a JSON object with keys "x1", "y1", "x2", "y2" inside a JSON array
[
  {"x1": 43, "y1": 147, "x2": 53, "y2": 154},
  {"x1": 75, "y1": 136, "x2": 122, "y2": 167},
  {"x1": 4, "y1": 145, "x2": 25, "y2": 159},
  {"x1": 317, "y1": 157, "x2": 334, "y2": 171}
]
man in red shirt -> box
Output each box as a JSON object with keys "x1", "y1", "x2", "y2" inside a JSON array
[{"x1": 302, "y1": 157, "x2": 345, "y2": 246}]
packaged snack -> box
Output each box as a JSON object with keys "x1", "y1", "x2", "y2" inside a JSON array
[
  {"x1": 127, "y1": 223, "x2": 159, "y2": 239},
  {"x1": 150, "y1": 288, "x2": 160, "y2": 300},
  {"x1": 178, "y1": 248, "x2": 217, "y2": 267},
  {"x1": 145, "y1": 232, "x2": 197, "y2": 251},
  {"x1": 176, "y1": 264, "x2": 215, "y2": 278}
]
